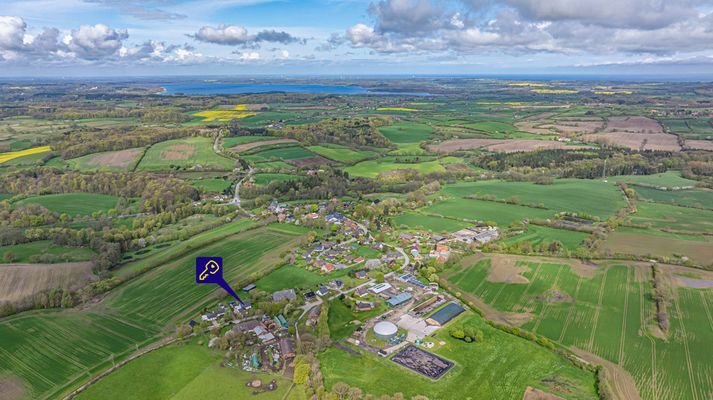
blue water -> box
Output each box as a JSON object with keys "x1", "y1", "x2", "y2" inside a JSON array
[
  {"x1": 162, "y1": 82, "x2": 370, "y2": 95},
  {"x1": 160, "y1": 81, "x2": 432, "y2": 96}
]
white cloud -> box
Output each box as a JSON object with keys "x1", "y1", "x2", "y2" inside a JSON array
[
  {"x1": 239, "y1": 51, "x2": 260, "y2": 60},
  {"x1": 66, "y1": 24, "x2": 128, "y2": 59},
  {"x1": 191, "y1": 25, "x2": 304, "y2": 47}
]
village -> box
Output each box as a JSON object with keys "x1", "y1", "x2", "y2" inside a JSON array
[{"x1": 190, "y1": 199, "x2": 501, "y2": 384}]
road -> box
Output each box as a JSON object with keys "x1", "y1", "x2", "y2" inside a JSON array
[{"x1": 228, "y1": 165, "x2": 255, "y2": 217}]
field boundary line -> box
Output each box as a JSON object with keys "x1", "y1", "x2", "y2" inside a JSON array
[
  {"x1": 559, "y1": 276, "x2": 583, "y2": 342},
  {"x1": 587, "y1": 266, "x2": 608, "y2": 352},
  {"x1": 673, "y1": 293, "x2": 699, "y2": 400},
  {"x1": 700, "y1": 291, "x2": 713, "y2": 334},
  {"x1": 131, "y1": 145, "x2": 150, "y2": 172},
  {"x1": 638, "y1": 274, "x2": 657, "y2": 400},
  {"x1": 532, "y1": 265, "x2": 563, "y2": 333},
  {"x1": 618, "y1": 267, "x2": 631, "y2": 365}
]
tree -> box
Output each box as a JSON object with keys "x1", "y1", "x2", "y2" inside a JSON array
[
  {"x1": 332, "y1": 382, "x2": 350, "y2": 400},
  {"x1": 294, "y1": 362, "x2": 310, "y2": 385},
  {"x1": 3, "y1": 251, "x2": 16, "y2": 263}
]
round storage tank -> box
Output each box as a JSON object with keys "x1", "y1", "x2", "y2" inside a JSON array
[{"x1": 373, "y1": 321, "x2": 398, "y2": 340}]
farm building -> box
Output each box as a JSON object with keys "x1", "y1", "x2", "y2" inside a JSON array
[
  {"x1": 426, "y1": 303, "x2": 465, "y2": 326},
  {"x1": 355, "y1": 301, "x2": 375, "y2": 311},
  {"x1": 387, "y1": 292, "x2": 413, "y2": 307},
  {"x1": 272, "y1": 289, "x2": 297, "y2": 302},
  {"x1": 369, "y1": 282, "x2": 393, "y2": 294},
  {"x1": 242, "y1": 283, "x2": 257, "y2": 292},
  {"x1": 373, "y1": 321, "x2": 398, "y2": 340},
  {"x1": 450, "y1": 227, "x2": 499, "y2": 245}
]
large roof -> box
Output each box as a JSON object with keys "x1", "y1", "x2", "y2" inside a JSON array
[
  {"x1": 373, "y1": 321, "x2": 398, "y2": 336},
  {"x1": 428, "y1": 303, "x2": 465, "y2": 325}
]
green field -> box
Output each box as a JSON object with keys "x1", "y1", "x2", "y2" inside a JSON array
[
  {"x1": 393, "y1": 212, "x2": 470, "y2": 232},
  {"x1": 253, "y1": 173, "x2": 303, "y2": 185},
  {"x1": 0, "y1": 241, "x2": 95, "y2": 263},
  {"x1": 344, "y1": 159, "x2": 447, "y2": 178},
  {"x1": 320, "y1": 312, "x2": 597, "y2": 399},
  {"x1": 243, "y1": 146, "x2": 316, "y2": 162},
  {"x1": 327, "y1": 298, "x2": 387, "y2": 340},
  {"x1": 611, "y1": 171, "x2": 697, "y2": 189},
  {"x1": 440, "y1": 179, "x2": 626, "y2": 220},
  {"x1": 190, "y1": 177, "x2": 232, "y2": 193},
  {"x1": 307, "y1": 144, "x2": 377, "y2": 163},
  {"x1": 255, "y1": 266, "x2": 327, "y2": 292},
  {"x1": 14, "y1": 193, "x2": 119, "y2": 216},
  {"x1": 628, "y1": 202, "x2": 713, "y2": 234},
  {"x1": 137, "y1": 137, "x2": 235, "y2": 171},
  {"x1": 634, "y1": 186, "x2": 713, "y2": 210},
  {"x1": 222, "y1": 135, "x2": 279, "y2": 149},
  {"x1": 446, "y1": 257, "x2": 713, "y2": 400},
  {"x1": 379, "y1": 123, "x2": 434, "y2": 144},
  {"x1": 76, "y1": 341, "x2": 291, "y2": 400},
  {"x1": 425, "y1": 197, "x2": 554, "y2": 226},
  {"x1": 502, "y1": 225, "x2": 588, "y2": 251},
  {"x1": 0, "y1": 224, "x2": 302, "y2": 399}
]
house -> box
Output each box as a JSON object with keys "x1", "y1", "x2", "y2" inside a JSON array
[
  {"x1": 242, "y1": 283, "x2": 257, "y2": 292},
  {"x1": 353, "y1": 257, "x2": 365, "y2": 264},
  {"x1": 369, "y1": 282, "x2": 392, "y2": 295},
  {"x1": 320, "y1": 262, "x2": 335, "y2": 273},
  {"x1": 280, "y1": 338, "x2": 295, "y2": 359},
  {"x1": 355, "y1": 301, "x2": 375, "y2": 311},
  {"x1": 232, "y1": 319, "x2": 261, "y2": 333},
  {"x1": 272, "y1": 289, "x2": 297, "y2": 302},
  {"x1": 316, "y1": 286, "x2": 330, "y2": 297},
  {"x1": 254, "y1": 326, "x2": 275, "y2": 342},
  {"x1": 354, "y1": 287, "x2": 369, "y2": 297},
  {"x1": 355, "y1": 270, "x2": 368, "y2": 279},
  {"x1": 304, "y1": 291, "x2": 316, "y2": 300},
  {"x1": 232, "y1": 298, "x2": 252, "y2": 312},
  {"x1": 306, "y1": 307, "x2": 321, "y2": 326},
  {"x1": 326, "y1": 213, "x2": 345, "y2": 224},
  {"x1": 330, "y1": 279, "x2": 344, "y2": 290},
  {"x1": 426, "y1": 303, "x2": 465, "y2": 326},
  {"x1": 387, "y1": 292, "x2": 413, "y2": 307},
  {"x1": 188, "y1": 319, "x2": 198, "y2": 328},
  {"x1": 382, "y1": 251, "x2": 402, "y2": 264}
]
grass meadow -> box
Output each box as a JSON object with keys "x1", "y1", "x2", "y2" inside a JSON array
[
  {"x1": 445, "y1": 258, "x2": 713, "y2": 400},
  {"x1": 0, "y1": 224, "x2": 302, "y2": 399},
  {"x1": 14, "y1": 193, "x2": 119, "y2": 216},
  {"x1": 137, "y1": 137, "x2": 235, "y2": 171},
  {"x1": 320, "y1": 312, "x2": 597, "y2": 399}
]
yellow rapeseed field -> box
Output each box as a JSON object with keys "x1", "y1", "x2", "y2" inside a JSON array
[
  {"x1": 531, "y1": 89, "x2": 579, "y2": 94},
  {"x1": 194, "y1": 104, "x2": 256, "y2": 122},
  {"x1": 0, "y1": 145, "x2": 52, "y2": 164}
]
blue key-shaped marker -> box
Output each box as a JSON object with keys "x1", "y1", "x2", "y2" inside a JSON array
[{"x1": 195, "y1": 257, "x2": 244, "y2": 305}]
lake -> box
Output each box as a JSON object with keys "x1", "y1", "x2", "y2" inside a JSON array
[{"x1": 161, "y1": 81, "x2": 431, "y2": 96}]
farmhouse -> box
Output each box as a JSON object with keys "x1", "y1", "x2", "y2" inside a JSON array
[
  {"x1": 387, "y1": 292, "x2": 413, "y2": 307},
  {"x1": 272, "y1": 289, "x2": 297, "y2": 302},
  {"x1": 355, "y1": 301, "x2": 375, "y2": 311},
  {"x1": 450, "y1": 227, "x2": 499, "y2": 245},
  {"x1": 426, "y1": 303, "x2": 465, "y2": 326},
  {"x1": 369, "y1": 283, "x2": 393, "y2": 295}
]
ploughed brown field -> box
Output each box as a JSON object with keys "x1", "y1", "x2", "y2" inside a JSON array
[
  {"x1": 85, "y1": 148, "x2": 143, "y2": 168},
  {"x1": 428, "y1": 138, "x2": 586, "y2": 153},
  {"x1": 0, "y1": 262, "x2": 95, "y2": 304},
  {"x1": 583, "y1": 116, "x2": 681, "y2": 152},
  {"x1": 684, "y1": 140, "x2": 713, "y2": 151},
  {"x1": 228, "y1": 138, "x2": 298, "y2": 153}
]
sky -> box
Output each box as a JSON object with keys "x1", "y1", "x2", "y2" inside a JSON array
[{"x1": 1, "y1": 0, "x2": 713, "y2": 77}]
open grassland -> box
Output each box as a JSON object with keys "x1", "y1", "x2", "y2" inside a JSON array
[
  {"x1": 393, "y1": 212, "x2": 470, "y2": 232},
  {"x1": 67, "y1": 148, "x2": 144, "y2": 172},
  {"x1": 138, "y1": 137, "x2": 234, "y2": 171},
  {"x1": 344, "y1": 158, "x2": 450, "y2": 178},
  {"x1": 445, "y1": 257, "x2": 713, "y2": 400},
  {"x1": 0, "y1": 262, "x2": 95, "y2": 304},
  {"x1": 320, "y1": 312, "x2": 597, "y2": 399},
  {"x1": 627, "y1": 202, "x2": 713, "y2": 234},
  {"x1": 379, "y1": 123, "x2": 433, "y2": 144},
  {"x1": 602, "y1": 227, "x2": 713, "y2": 265},
  {"x1": 0, "y1": 241, "x2": 95, "y2": 264},
  {"x1": 428, "y1": 138, "x2": 587, "y2": 153},
  {"x1": 425, "y1": 197, "x2": 555, "y2": 226},
  {"x1": 634, "y1": 186, "x2": 713, "y2": 210},
  {"x1": 242, "y1": 145, "x2": 316, "y2": 162},
  {"x1": 610, "y1": 171, "x2": 696, "y2": 189},
  {"x1": 253, "y1": 173, "x2": 302, "y2": 185},
  {"x1": 222, "y1": 135, "x2": 279, "y2": 149},
  {"x1": 14, "y1": 193, "x2": 119, "y2": 216},
  {"x1": 193, "y1": 104, "x2": 256, "y2": 122},
  {"x1": 440, "y1": 179, "x2": 626, "y2": 220},
  {"x1": 0, "y1": 225, "x2": 302, "y2": 399},
  {"x1": 227, "y1": 138, "x2": 298, "y2": 153},
  {"x1": 503, "y1": 225, "x2": 589, "y2": 251},
  {"x1": 76, "y1": 341, "x2": 291, "y2": 400},
  {"x1": 307, "y1": 144, "x2": 377, "y2": 163},
  {"x1": 375, "y1": 107, "x2": 421, "y2": 112},
  {"x1": 189, "y1": 177, "x2": 231, "y2": 193},
  {"x1": 0, "y1": 146, "x2": 52, "y2": 164}
]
